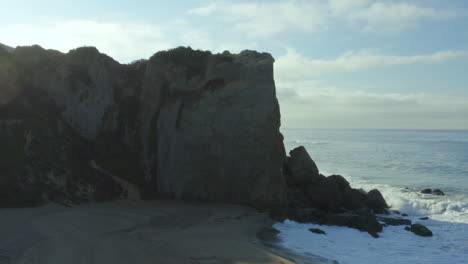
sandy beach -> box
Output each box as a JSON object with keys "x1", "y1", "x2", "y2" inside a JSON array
[{"x1": 0, "y1": 201, "x2": 321, "y2": 264}]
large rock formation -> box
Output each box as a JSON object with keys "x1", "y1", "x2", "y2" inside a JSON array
[
  {"x1": 285, "y1": 146, "x2": 390, "y2": 237},
  {"x1": 0, "y1": 44, "x2": 287, "y2": 214},
  {"x1": 1, "y1": 43, "x2": 396, "y2": 237}
]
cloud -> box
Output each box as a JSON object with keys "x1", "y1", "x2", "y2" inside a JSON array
[
  {"x1": 275, "y1": 48, "x2": 468, "y2": 81},
  {"x1": 188, "y1": 0, "x2": 329, "y2": 38},
  {"x1": 187, "y1": 3, "x2": 218, "y2": 15},
  {"x1": 274, "y1": 47, "x2": 468, "y2": 129},
  {"x1": 348, "y1": 2, "x2": 460, "y2": 32},
  {"x1": 278, "y1": 85, "x2": 468, "y2": 129},
  {"x1": 188, "y1": 1, "x2": 466, "y2": 37}
]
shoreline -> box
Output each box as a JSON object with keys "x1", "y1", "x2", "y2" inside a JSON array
[
  {"x1": 256, "y1": 227, "x2": 334, "y2": 264},
  {"x1": 0, "y1": 200, "x2": 323, "y2": 264}
]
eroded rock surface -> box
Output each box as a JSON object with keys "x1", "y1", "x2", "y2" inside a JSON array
[
  {"x1": 0, "y1": 44, "x2": 286, "y2": 214},
  {"x1": 285, "y1": 146, "x2": 390, "y2": 237}
]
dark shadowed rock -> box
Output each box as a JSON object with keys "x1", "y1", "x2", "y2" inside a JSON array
[
  {"x1": 419, "y1": 217, "x2": 429, "y2": 220},
  {"x1": 146, "y1": 48, "x2": 287, "y2": 216},
  {"x1": 304, "y1": 175, "x2": 350, "y2": 212},
  {"x1": 378, "y1": 217, "x2": 412, "y2": 226},
  {"x1": 402, "y1": 213, "x2": 409, "y2": 217},
  {"x1": 421, "y1": 188, "x2": 432, "y2": 194},
  {"x1": 309, "y1": 228, "x2": 326, "y2": 235},
  {"x1": 287, "y1": 207, "x2": 326, "y2": 223},
  {"x1": 367, "y1": 189, "x2": 389, "y2": 214},
  {"x1": 343, "y1": 188, "x2": 368, "y2": 211},
  {"x1": 325, "y1": 213, "x2": 383, "y2": 238},
  {"x1": 286, "y1": 146, "x2": 321, "y2": 185},
  {"x1": 0, "y1": 44, "x2": 287, "y2": 215},
  {"x1": 410, "y1": 224, "x2": 433, "y2": 237},
  {"x1": 421, "y1": 188, "x2": 444, "y2": 196},
  {"x1": 432, "y1": 189, "x2": 445, "y2": 196}
]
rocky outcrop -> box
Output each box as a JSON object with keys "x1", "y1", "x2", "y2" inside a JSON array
[
  {"x1": 0, "y1": 44, "x2": 286, "y2": 214},
  {"x1": 378, "y1": 217, "x2": 412, "y2": 226},
  {"x1": 407, "y1": 224, "x2": 433, "y2": 237},
  {"x1": 285, "y1": 146, "x2": 389, "y2": 237},
  {"x1": 309, "y1": 228, "x2": 326, "y2": 235},
  {"x1": 1, "y1": 43, "x2": 394, "y2": 236},
  {"x1": 421, "y1": 188, "x2": 445, "y2": 196}
]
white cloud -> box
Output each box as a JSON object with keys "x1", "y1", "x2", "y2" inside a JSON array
[
  {"x1": 187, "y1": 3, "x2": 218, "y2": 15},
  {"x1": 349, "y1": 2, "x2": 457, "y2": 32},
  {"x1": 275, "y1": 48, "x2": 468, "y2": 129},
  {"x1": 278, "y1": 85, "x2": 468, "y2": 129},
  {"x1": 188, "y1": 1, "x2": 465, "y2": 37},
  {"x1": 275, "y1": 48, "x2": 468, "y2": 81},
  {"x1": 188, "y1": 1, "x2": 329, "y2": 38}
]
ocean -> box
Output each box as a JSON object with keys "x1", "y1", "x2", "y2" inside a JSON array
[{"x1": 275, "y1": 129, "x2": 468, "y2": 264}]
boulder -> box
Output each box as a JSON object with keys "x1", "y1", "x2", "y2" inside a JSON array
[
  {"x1": 309, "y1": 228, "x2": 326, "y2": 235},
  {"x1": 287, "y1": 207, "x2": 326, "y2": 223},
  {"x1": 421, "y1": 188, "x2": 445, "y2": 196},
  {"x1": 378, "y1": 217, "x2": 412, "y2": 226},
  {"x1": 325, "y1": 213, "x2": 383, "y2": 238},
  {"x1": 367, "y1": 189, "x2": 389, "y2": 214},
  {"x1": 409, "y1": 224, "x2": 433, "y2": 237},
  {"x1": 304, "y1": 175, "x2": 349, "y2": 212},
  {"x1": 421, "y1": 188, "x2": 432, "y2": 194},
  {"x1": 419, "y1": 217, "x2": 429, "y2": 220},
  {"x1": 343, "y1": 188, "x2": 368, "y2": 211},
  {"x1": 286, "y1": 146, "x2": 321, "y2": 186}
]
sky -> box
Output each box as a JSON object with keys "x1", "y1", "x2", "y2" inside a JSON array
[{"x1": 1, "y1": 0, "x2": 467, "y2": 129}]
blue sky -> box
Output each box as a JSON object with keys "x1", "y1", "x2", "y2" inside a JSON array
[{"x1": 1, "y1": 0, "x2": 468, "y2": 129}]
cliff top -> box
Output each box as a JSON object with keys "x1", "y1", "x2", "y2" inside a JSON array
[
  {"x1": 0, "y1": 43, "x2": 274, "y2": 66},
  {"x1": 0, "y1": 43, "x2": 14, "y2": 53}
]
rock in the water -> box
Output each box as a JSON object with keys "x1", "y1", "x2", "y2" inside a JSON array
[
  {"x1": 309, "y1": 228, "x2": 326, "y2": 235},
  {"x1": 419, "y1": 217, "x2": 429, "y2": 220},
  {"x1": 286, "y1": 146, "x2": 321, "y2": 185},
  {"x1": 421, "y1": 188, "x2": 445, "y2": 196},
  {"x1": 343, "y1": 188, "x2": 368, "y2": 211},
  {"x1": 325, "y1": 213, "x2": 383, "y2": 238},
  {"x1": 367, "y1": 189, "x2": 388, "y2": 214},
  {"x1": 421, "y1": 188, "x2": 432, "y2": 194},
  {"x1": 410, "y1": 224, "x2": 433, "y2": 237},
  {"x1": 402, "y1": 213, "x2": 409, "y2": 217},
  {"x1": 304, "y1": 175, "x2": 350, "y2": 211},
  {"x1": 432, "y1": 189, "x2": 445, "y2": 196},
  {"x1": 287, "y1": 207, "x2": 326, "y2": 223},
  {"x1": 378, "y1": 217, "x2": 412, "y2": 226}
]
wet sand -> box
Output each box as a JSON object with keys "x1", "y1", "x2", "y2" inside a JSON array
[{"x1": 0, "y1": 201, "x2": 323, "y2": 264}]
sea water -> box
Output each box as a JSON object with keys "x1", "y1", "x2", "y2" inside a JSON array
[{"x1": 274, "y1": 129, "x2": 468, "y2": 264}]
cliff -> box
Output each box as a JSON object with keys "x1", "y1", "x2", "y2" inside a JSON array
[{"x1": 0, "y1": 44, "x2": 287, "y2": 215}]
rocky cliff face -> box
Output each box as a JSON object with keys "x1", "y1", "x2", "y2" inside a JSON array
[{"x1": 0, "y1": 44, "x2": 287, "y2": 214}]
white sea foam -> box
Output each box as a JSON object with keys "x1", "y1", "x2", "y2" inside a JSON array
[
  {"x1": 321, "y1": 171, "x2": 468, "y2": 224},
  {"x1": 275, "y1": 174, "x2": 468, "y2": 264},
  {"x1": 275, "y1": 218, "x2": 468, "y2": 264}
]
